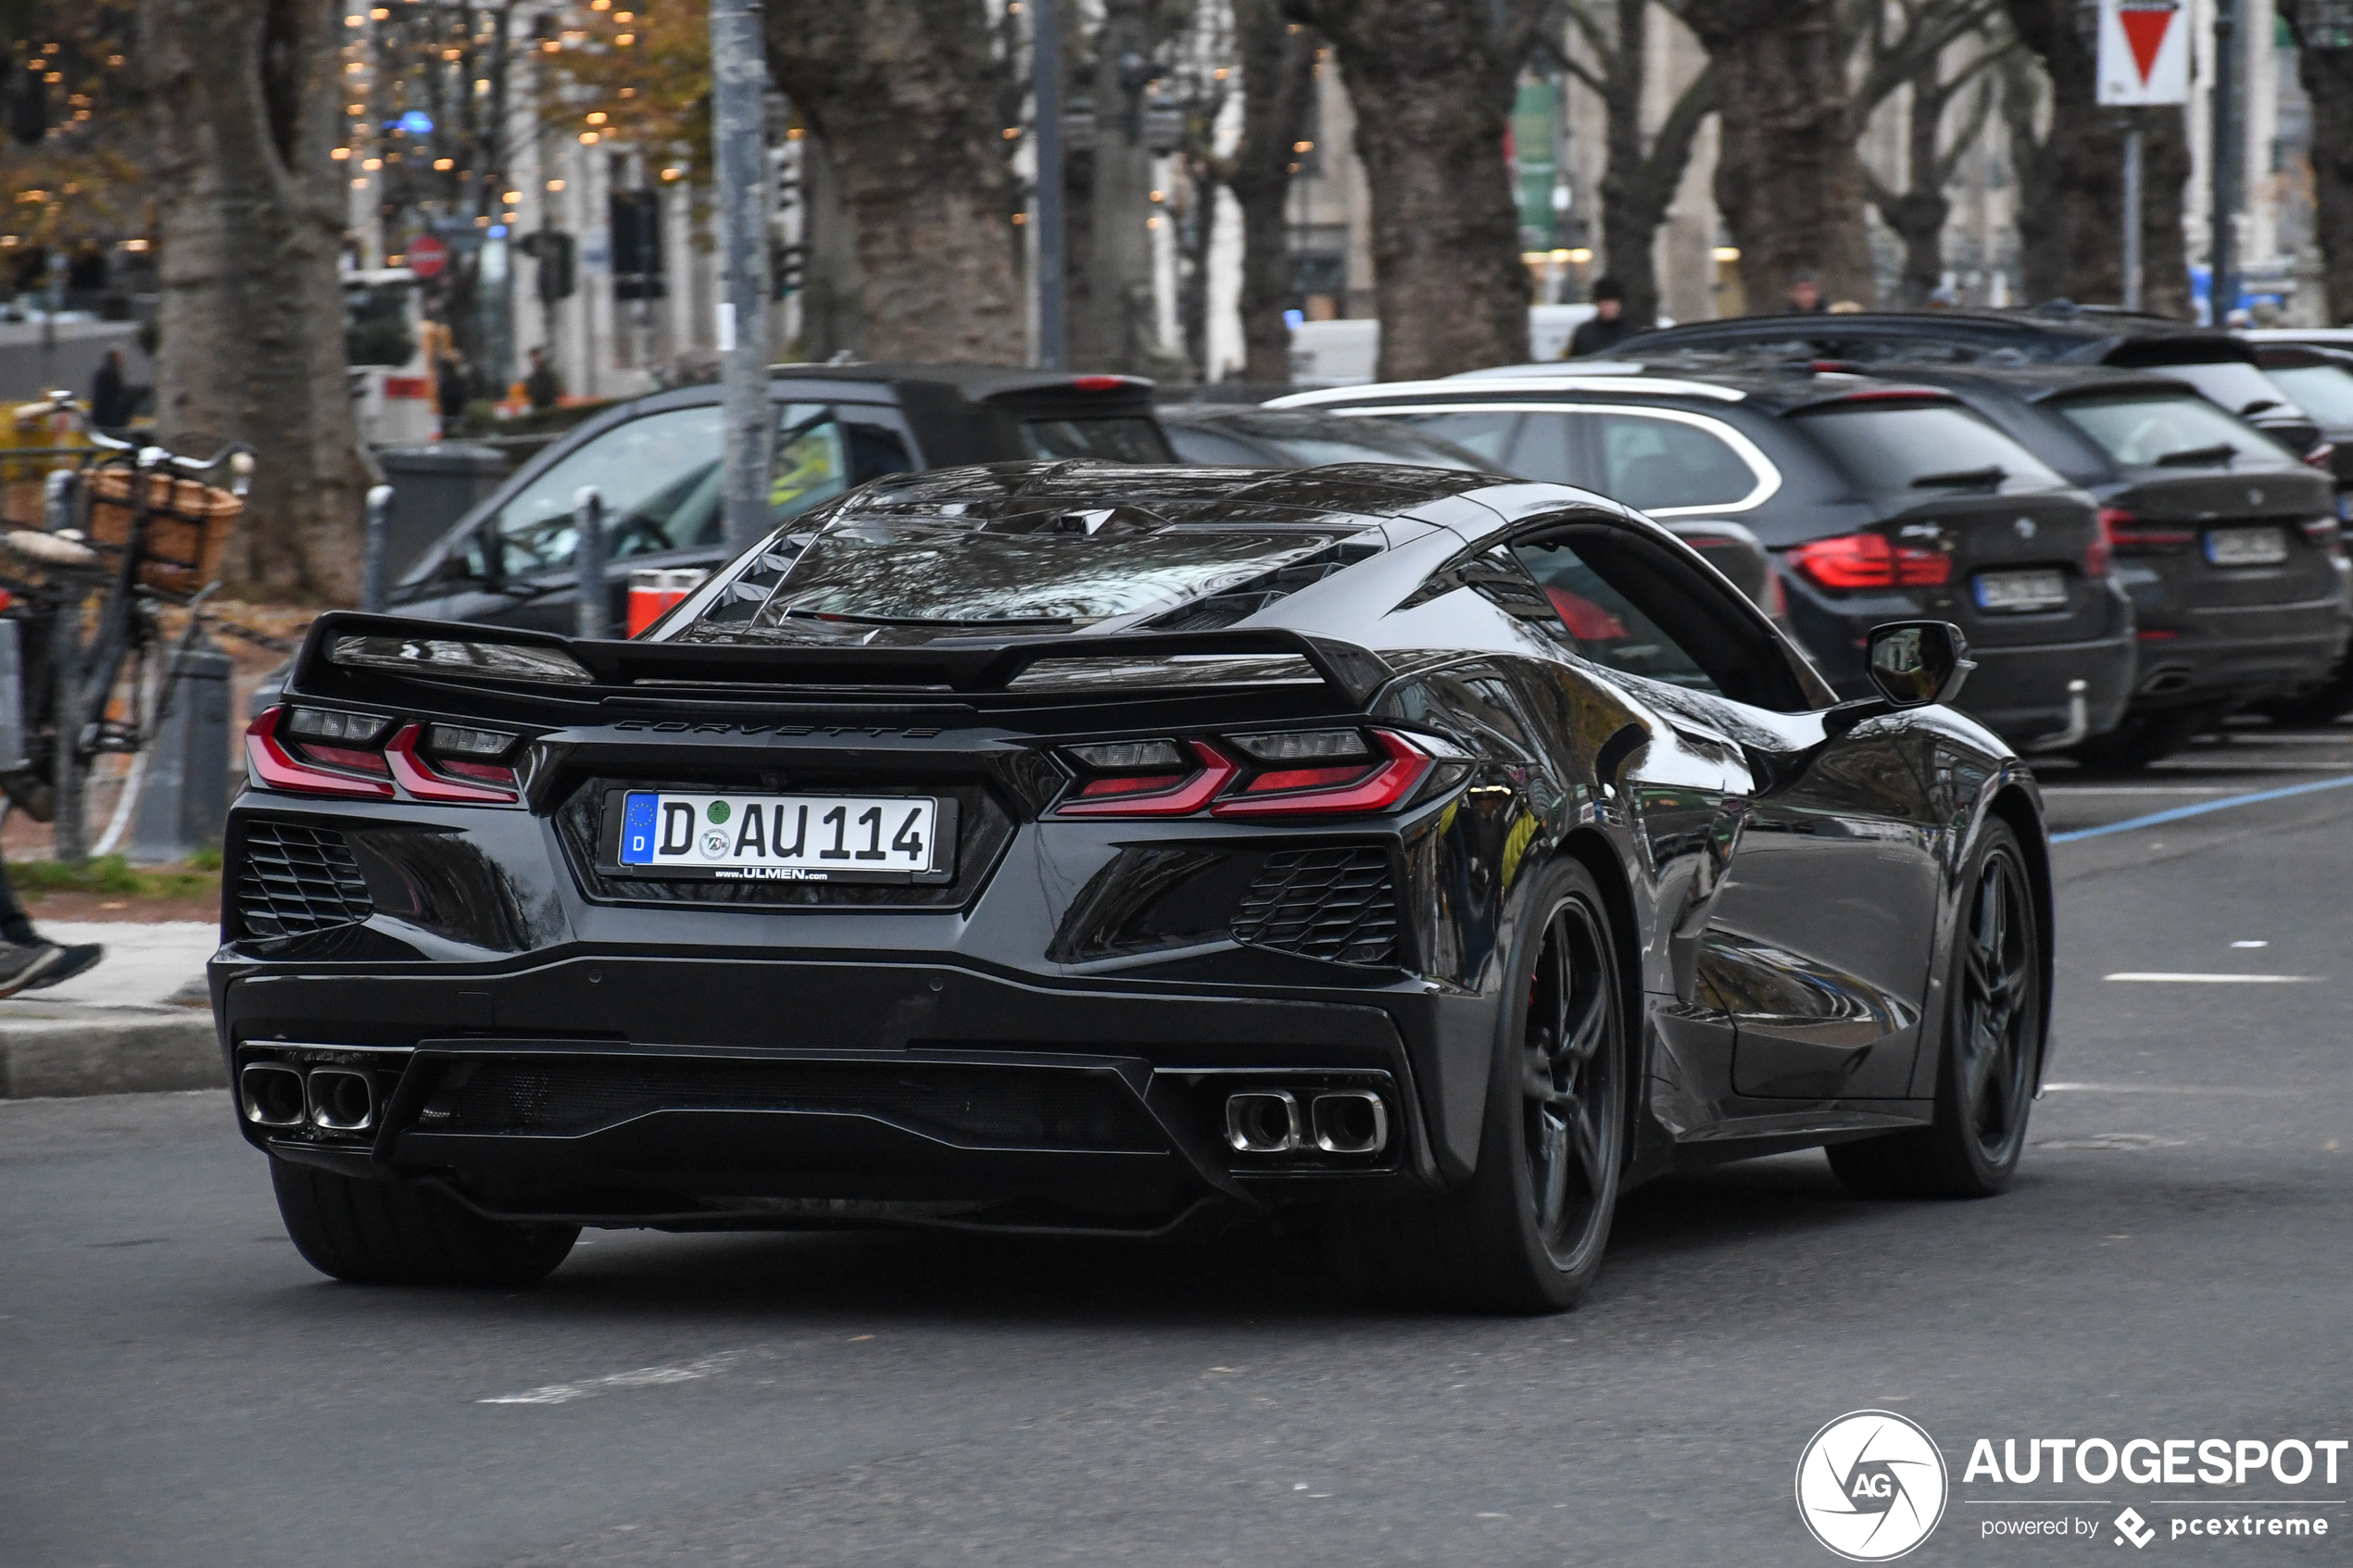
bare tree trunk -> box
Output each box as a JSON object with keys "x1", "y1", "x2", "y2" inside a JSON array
[
  {"x1": 1576, "y1": 0, "x2": 1717, "y2": 331},
  {"x1": 1866, "y1": 49, "x2": 2003, "y2": 307},
  {"x1": 2001, "y1": 0, "x2": 2191, "y2": 318},
  {"x1": 1075, "y1": 0, "x2": 1158, "y2": 372},
  {"x1": 767, "y1": 0, "x2": 1025, "y2": 362},
  {"x1": 1682, "y1": 0, "x2": 1873, "y2": 311},
  {"x1": 138, "y1": 0, "x2": 370, "y2": 600},
  {"x1": 1289, "y1": 0, "x2": 1548, "y2": 379},
  {"x1": 797, "y1": 131, "x2": 865, "y2": 361},
  {"x1": 1227, "y1": 0, "x2": 1319, "y2": 383},
  {"x1": 2282, "y1": 5, "x2": 2353, "y2": 324}
]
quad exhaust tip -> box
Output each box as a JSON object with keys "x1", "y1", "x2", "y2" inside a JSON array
[
  {"x1": 239, "y1": 1062, "x2": 307, "y2": 1128},
  {"x1": 1224, "y1": 1088, "x2": 1389, "y2": 1156},
  {"x1": 307, "y1": 1068, "x2": 377, "y2": 1133}
]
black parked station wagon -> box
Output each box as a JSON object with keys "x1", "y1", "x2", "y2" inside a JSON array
[
  {"x1": 1271, "y1": 369, "x2": 2134, "y2": 752},
  {"x1": 220, "y1": 461, "x2": 2051, "y2": 1312}
]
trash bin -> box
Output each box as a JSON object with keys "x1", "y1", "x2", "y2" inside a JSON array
[
  {"x1": 129, "y1": 629, "x2": 233, "y2": 864},
  {"x1": 371, "y1": 443, "x2": 511, "y2": 583}
]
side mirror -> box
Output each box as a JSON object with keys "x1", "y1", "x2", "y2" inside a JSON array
[{"x1": 1865, "y1": 620, "x2": 1973, "y2": 709}]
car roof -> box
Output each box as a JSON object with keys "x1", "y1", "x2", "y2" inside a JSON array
[
  {"x1": 845, "y1": 458, "x2": 1510, "y2": 525},
  {"x1": 767, "y1": 363, "x2": 1154, "y2": 402},
  {"x1": 1790, "y1": 360, "x2": 2199, "y2": 404},
  {"x1": 1612, "y1": 307, "x2": 2252, "y2": 363},
  {"x1": 1269, "y1": 363, "x2": 1964, "y2": 417}
]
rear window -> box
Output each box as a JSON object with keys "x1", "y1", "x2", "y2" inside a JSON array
[
  {"x1": 2050, "y1": 392, "x2": 2284, "y2": 468},
  {"x1": 2143, "y1": 359, "x2": 2296, "y2": 420},
  {"x1": 1594, "y1": 413, "x2": 1758, "y2": 510},
  {"x1": 2262, "y1": 364, "x2": 2353, "y2": 426},
  {"x1": 1234, "y1": 414, "x2": 1487, "y2": 471},
  {"x1": 1793, "y1": 402, "x2": 2063, "y2": 491},
  {"x1": 1021, "y1": 416, "x2": 1175, "y2": 463},
  {"x1": 753, "y1": 522, "x2": 1340, "y2": 627}
]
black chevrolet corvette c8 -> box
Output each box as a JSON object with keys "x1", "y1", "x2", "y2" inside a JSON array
[{"x1": 217, "y1": 460, "x2": 2053, "y2": 1311}]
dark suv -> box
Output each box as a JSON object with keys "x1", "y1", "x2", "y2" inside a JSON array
[
  {"x1": 1270, "y1": 367, "x2": 2134, "y2": 750},
  {"x1": 1604, "y1": 307, "x2": 2334, "y2": 469},
  {"x1": 1847, "y1": 363, "x2": 2348, "y2": 762},
  {"x1": 386, "y1": 366, "x2": 1174, "y2": 632}
]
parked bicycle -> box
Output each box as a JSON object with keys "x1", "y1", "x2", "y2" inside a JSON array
[{"x1": 0, "y1": 392, "x2": 252, "y2": 860}]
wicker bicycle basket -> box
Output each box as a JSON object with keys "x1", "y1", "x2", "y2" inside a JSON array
[{"x1": 85, "y1": 467, "x2": 242, "y2": 596}]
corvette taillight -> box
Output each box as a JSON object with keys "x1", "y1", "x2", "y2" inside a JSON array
[
  {"x1": 1212, "y1": 730, "x2": 1433, "y2": 818},
  {"x1": 1054, "y1": 729, "x2": 1441, "y2": 819},
  {"x1": 1786, "y1": 532, "x2": 1951, "y2": 589},
  {"x1": 245, "y1": 708, "x2": 394, "y2": 798},
  {"x1": 245, "y1": 706, "x2": 519, "y2": 803}
]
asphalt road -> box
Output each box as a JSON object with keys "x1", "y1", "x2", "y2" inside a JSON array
[{"x1": 6, "y1": 722, "x2": 2351, "y2": 1568}]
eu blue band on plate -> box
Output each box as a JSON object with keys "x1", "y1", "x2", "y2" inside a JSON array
[{"x1": 622, "y1": 792, "x2": 658, "y2": 863}]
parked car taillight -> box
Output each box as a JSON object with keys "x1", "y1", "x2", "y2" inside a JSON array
[
  {"x1": 2097, "y1": 507, "x2": 2196, "y2": 552},
  {"x1": 1785, "y1": 532, "x2": 1951, "y2": 589},
  {"x1": 1052, "y1": 728, "x2": 1453, "y2": 820},
  {"x1": 246, "y1": 707, "x2": 520, "y2": 803},
  {"x1": 2303, "y1": 441, "x2": 2337, "y2": 472},
  {"x1": 2300, "y1": 516, "x2": 2346, "y2": 558}
]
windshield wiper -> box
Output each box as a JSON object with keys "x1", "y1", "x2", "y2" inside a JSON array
[
  {"x1": 1909, "y1": 464, "x2": 2006, "y2": 490},
  {"x1": 2155, "y1": 442, "x2": 2237, "y2": 468},
  {"x1": 2238, "y1": 398, "x2": 2282, "y2": 417}
]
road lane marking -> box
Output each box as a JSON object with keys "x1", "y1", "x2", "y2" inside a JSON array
[
  {"x1": 2102, "y1": 972, "x2": 2323, "y2": 983},
  {"x1": 2043, "y1": 1082, "x2": 2295, "y2": 1097},
  {"x1": 2048, "y1": 772, "x2": 2353, "y2": 842},
  {"x1": 478, "y1": 1350, "x2": 742, "y2": 1405}
]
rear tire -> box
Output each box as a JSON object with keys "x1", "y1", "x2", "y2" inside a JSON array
[
  {"x1": 271, "y1": 1157, "x2": 579, "y2": 1286},
  {"x1": 1330, "y1": 858, "x2": 1628, "y2": 1313},
  {"x1": 2252, "y1": 658, "x2": 2353, "y2": 727},
  {"x1": 1829, "y1": 821, "x2": 2041, "y2": 1199}
]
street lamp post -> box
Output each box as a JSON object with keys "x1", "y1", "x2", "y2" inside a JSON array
[
  {"x1": 711, "y1": 0, "x2": 774, "y2": 552},
  {"x1": 2212, "y1": 0, "x2": 2238, "y2": 324},
  {"x1": 1033, "y1": 0, "x2": 1067, "y2": 370}
]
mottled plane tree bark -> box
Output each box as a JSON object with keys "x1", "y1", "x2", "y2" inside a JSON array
[
  {"x1": 137, "y1": 0, "x2": 371, "y2": 597},
  {"x1": 1200, "y1": 0, "x2": 1319, "y2": 383},
  {"x1": 1679, "y1": 0, "x2": 1875, "y2": 310},
  {"x1": 1561, "y1": 0, "x2": 1719, "y2": 332},
  {"x1": 1999, "y1": 0, "x2": 2191, "y2": 318},
  {"x1": 767, "y1": 0, "x2": 1026, "y2": 362},
  {"x1": 1284, "y1": 0, "x2": 1555, "y2": 379},
  {"x1": 1856, "y1": 3, "x2": 2011, "y2": 306},
  {"x1": 2281, "y1": 2, "x2": 2353, "y2": 324}
]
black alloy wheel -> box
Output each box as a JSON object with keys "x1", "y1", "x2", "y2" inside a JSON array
[
  {"x1": 1518, "y1": 892, "x2": 1623, "y2": 1275},
  {"x1": 1829, "y1": 820, "x2": 2041, "y2": 1198},
  {"x1": 1327, "y1": 858, "x2": 1628, "y2": 1312}
]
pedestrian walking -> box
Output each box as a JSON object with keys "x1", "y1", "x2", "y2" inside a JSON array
[
  {"x1": 1781, "y1": 271, "x2": 1828, "y2": 314},
  {"x1": 1565, "y1": 279, "x2": 1636, "y2": 358},
  {"x1": 89, "y1": 347, "x2": 134, "y2": 431},
  {"x1": 0, "y1": 858, "x2": 101, "y2": 997},
  {"x1": 523, "y1": 346, "x2": 562, "y2": 412}
]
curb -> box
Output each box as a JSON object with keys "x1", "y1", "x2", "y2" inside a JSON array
[{"x1": 0, "y1": 1007, "x2": 224, "y2": 1098}]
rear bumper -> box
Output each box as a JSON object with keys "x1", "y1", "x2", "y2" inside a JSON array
[
  {"x1": 2124, "y1": 600, "x2": 2349, "y2": 709},
  {"x1": 214, "y1": 952, "x2": 1469, "y2": 1230}
]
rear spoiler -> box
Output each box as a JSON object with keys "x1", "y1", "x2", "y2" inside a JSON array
[{"x1": 292, "y1": 612, "x2": 1397, "y2": 706}]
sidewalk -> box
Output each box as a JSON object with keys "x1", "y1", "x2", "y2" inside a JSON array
[{"x1": 0, "y1": 922, "x2": 222, "y2": 1098}]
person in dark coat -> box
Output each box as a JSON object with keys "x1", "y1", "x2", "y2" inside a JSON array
[
  {"x1": 1565, "y1": 278, "x2": 1636, "y2": 358},
  {"x1": 434, "y1": 350, "x2": 470, "y2": 433},
  {"x1": 89, "y1": 347, "x2": 133, "y2": 431},
  {"x1": 523, "y1": 345, "x2": 562, "y2": 412}
]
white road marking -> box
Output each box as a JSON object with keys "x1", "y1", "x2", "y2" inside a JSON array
[
  {"x1": 2041, "y1": 785, "x2": 2244, "y2": 795},
  {"x1": 478, "y1": 1350, "x2": 741, "y2": 1406},
  {"x1": 2232, "y1": 940, "x2": 2270, "y2": 948},
  {"x1": 2102, "y1": 972, "x2": 2323, "y2": 983},
  {"x1": 2043, "y1": 1082, "x2": 2295, "y2": 1097}
]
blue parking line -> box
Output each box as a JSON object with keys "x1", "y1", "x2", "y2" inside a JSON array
[{"x1": 2051, "y1": 772, "x2": 2353, "y2": 843}]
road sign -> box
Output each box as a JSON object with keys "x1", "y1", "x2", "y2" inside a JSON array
[
  {"x1": 2098, "y1": 0, "x2": 2190, "y2": 106},
  {"x1": 407, "y1": 233, "x2": 448, "y2": 280}
]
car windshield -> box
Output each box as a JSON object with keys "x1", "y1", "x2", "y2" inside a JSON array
[
  {"x1": 2261, "y1": 364, "x2": 2353, "y2": 426},
  {"x1": 753, "y1": 521, "x2": 1340, "y2": 626},
  {"x1": 2144, "y1": 359, "x2": 2298, "y2": 420},
  {"x1": 1792, "y1": 402, "x2": 2063, "y2": 491},
  {"x1": 2049, "y1": 392, "x2": 2284, "y2": 468},
  {"x1": 1020, "y1": 416, "x2": 1176, "y2": 462}
]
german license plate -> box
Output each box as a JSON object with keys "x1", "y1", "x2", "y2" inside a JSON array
[
  {"x1": 2206, "y1": 526, "x2": 2289, "y2": 566},
  {"x1": 609, "y1": 791, "x2": 952, "y2": 882},
  {"x1": 1972, "y1": 568, "x2": 2069, "y2": 612}
]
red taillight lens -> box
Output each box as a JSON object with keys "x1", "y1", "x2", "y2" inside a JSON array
[
  {"x1": 245, "y1": 708, "x2": 394, "y2": 798},
  {"x1": 1212, "y1": 731, "x2": 1433, "y2": 819},
  {"x1": 2099, "y1": 507, "x2": 2195, "y2": 550},
  {"x1": 384, "y1": 723, "x2": 519, "y2": 803},
  {"x1": 1785, "y1": 533, "x2": 1949, "y2": 589},
  {"x1": 1055, "y1": 740, "x2": 1238, "y2": 817},
  {"x1": 2082, "y1": 531, "x2": 2111, "y2": 578},
  {"x1": 2304, "y1": 442, "x2": 2337, "y2": 471},
  {"x1": 1542, "y1": 586, "x2": 1628, "y2": 640}
]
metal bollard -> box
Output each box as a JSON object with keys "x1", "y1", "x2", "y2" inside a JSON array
[
  {"x1": 361, "y1": 484, "x2": 395, "y2": 612},
  {"x1": 573, "y1": 485, "x2": 607, "y2": 640},
  {"x1": 43, "y1": 467, "x2": 78, "y2": 533},
  {"x1": 129, "y1": 626, "x2": 233, "y2": 863}
]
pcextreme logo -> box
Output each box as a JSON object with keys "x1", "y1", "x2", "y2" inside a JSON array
[{"x1": 1795, "y1": 1411, "x2": 1951, "y2": 1562}]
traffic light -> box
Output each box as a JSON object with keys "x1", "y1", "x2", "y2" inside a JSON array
[{"x1": 518, "y1": 229, "x2": 575, "y2": 303}]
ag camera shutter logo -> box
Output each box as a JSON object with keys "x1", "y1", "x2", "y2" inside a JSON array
[{"x1": 1795, "y1": 1411, "x2": 1949, "y2": 1561}]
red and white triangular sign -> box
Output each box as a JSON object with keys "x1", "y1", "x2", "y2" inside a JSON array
[{"x1": 2098, "y1": 0, "x2": 2190, "y2": 106}]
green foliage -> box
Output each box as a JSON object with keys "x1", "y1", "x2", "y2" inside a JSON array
[{"x1": 13, "y1": 852, "x2": 220, "y2": 898}]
